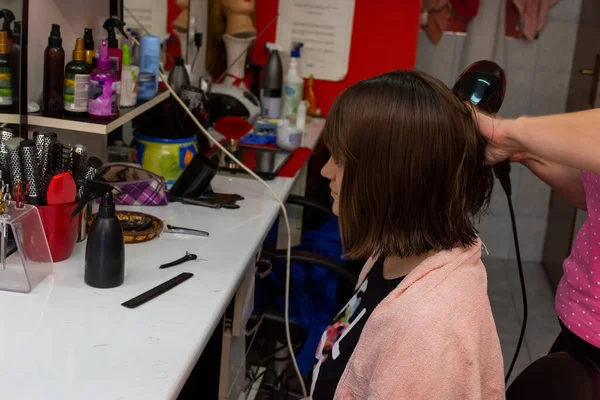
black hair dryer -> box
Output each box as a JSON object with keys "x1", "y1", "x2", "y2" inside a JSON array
[{"x1": 452, "y1": 61, "x2": 511, "y2": 196}]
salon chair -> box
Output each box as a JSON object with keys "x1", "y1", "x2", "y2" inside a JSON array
[{"x1": 506, "y1": 352, "x2": 600, "y2": 399}]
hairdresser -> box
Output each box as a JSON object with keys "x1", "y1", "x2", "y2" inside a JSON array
[{"x1": 475, "y1": 108, "x2": 600, "y2": 365}]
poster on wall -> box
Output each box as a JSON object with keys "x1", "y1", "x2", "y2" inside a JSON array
[
  {"x1": 276, "y1": 0, "x2": 356, "y2": 82},
  {"x1": 123, "y1": 0, "x2": 168, "y2": 38}
]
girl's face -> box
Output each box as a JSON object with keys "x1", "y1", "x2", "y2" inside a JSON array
[{"x1": 321, "y1": 157, "x2": 344, "y2": 216}]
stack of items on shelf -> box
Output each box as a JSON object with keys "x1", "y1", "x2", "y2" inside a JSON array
[{"x1": 41, "y1": 18, "x2": 160, "y2": 121}]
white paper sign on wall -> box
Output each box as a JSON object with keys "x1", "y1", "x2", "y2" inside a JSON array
[{"x1": 276, "y1": 0, "x2": 356, "y2": 82}]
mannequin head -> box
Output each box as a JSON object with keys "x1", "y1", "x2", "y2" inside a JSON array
[{"x1": 206, "y1": 0, "x2": 256, "y2": 79}]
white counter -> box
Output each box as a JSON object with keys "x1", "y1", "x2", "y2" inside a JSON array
[{"x1": 0, "y1": 119, "x2": 325, "y2": 400}]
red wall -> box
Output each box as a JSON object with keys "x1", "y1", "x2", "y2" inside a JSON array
[{"x1": 253, "y1": 0, "x2": 421, "y2": 115}]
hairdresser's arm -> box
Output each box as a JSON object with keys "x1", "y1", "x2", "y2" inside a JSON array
[
  {"x1": 477, "y1": 109, "x2": 600, "y2": 175},
  {"x1": 512, "y1": 152, "x2": 587, "y2": 210}
]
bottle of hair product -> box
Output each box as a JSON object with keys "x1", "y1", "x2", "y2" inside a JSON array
[
  {"x1": 88, "y1": 40, "x2": 118, "y2": 120},
  {"x1": 10, "y1": 21, "x2": 20, "y2": 112},
  {"x1": 120, "y1": 44, "x2": 139, "y2": 107},
  {"x1": 64, "y1": 38, "x2": 92, "y2": 115},
  {"x1": 83, "y1": 28, "x2": 95, "y2": 66},
  {"x1": 0, "y1": 30, "x2": 11, "y2": 109},
  {"x1": 167, "y1": 56, "x2": 190, "y2": 95},
  {"x1": 42, "y1": 24, "x2": 65, "y2": 117},
  {"x1": 261, "y1": 42, "x2": 283, "y2": 119},
  {"x1": 283, "y1": 43, "x2": 304, "y2": 118},
  {"x1": 138, "y1": 35, "x2": 160, "y2": 101},
  {"x1": 102, "y1": 17, "x2": 127, "y2": 79}
]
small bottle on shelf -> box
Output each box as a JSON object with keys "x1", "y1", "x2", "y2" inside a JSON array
[
  {"x1": 88, "y1": 40, "x2": 118, "y2": 120},
  {"x1": 64, "y1": 38, "x2": 92, "y2": 116}
]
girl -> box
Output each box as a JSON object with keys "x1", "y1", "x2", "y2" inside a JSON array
[{"x1": 310, "y1": 71, "x2": 505, "y2": 399}]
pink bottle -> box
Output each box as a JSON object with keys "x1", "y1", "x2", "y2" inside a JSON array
[{"x1": 88, "y1": 40, "x2": 118, "y2": 120}]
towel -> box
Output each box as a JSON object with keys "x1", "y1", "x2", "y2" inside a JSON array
[
  {"x1": 333, "y1": 240, "x2": 505, "y2": 399},
  {"x1": 513, "y1": 0, "x2": 560, "y2": 40}
]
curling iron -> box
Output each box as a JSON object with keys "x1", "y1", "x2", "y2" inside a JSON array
[{"x1": 453, "y1": 61, "x2": 526, "y2": 383}]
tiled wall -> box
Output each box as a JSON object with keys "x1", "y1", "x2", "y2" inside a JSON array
[{"x1": 415, "y1": 0, "x2": 582, "y2": 262}]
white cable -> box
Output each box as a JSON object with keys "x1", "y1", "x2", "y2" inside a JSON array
[{"x1": 128, "y1": 37, "x2": 308, "y2": 398}]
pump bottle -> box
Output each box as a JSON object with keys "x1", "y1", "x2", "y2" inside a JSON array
[
  {"x1": 0, "y1": 9, "x2": 14, "y2": 46},
  {"x1": 73, "y1": 180, "x2": 124, "y2": 288},
  {"x1": 88, "y1": 40, "x2": 118, "y2": 120}
]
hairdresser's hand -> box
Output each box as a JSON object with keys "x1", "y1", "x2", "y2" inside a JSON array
[{"x1": 473, "y1": 111, "x2": 524, "y2": 165}]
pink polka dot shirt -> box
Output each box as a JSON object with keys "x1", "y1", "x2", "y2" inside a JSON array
[{"x1": 556, "y1": 171, "x2": 600, "y2": 346}]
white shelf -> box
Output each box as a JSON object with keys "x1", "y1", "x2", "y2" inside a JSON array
[
  {"x1": 27, "y1": 90, "x2": 171, "y2": 135},
  {"x1": 0, "y1": 113, "x2": 21, "y2": 125}
]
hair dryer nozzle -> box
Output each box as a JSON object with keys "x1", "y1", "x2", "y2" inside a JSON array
[{"x1": 452, "y1": 60, "x2": 506, "y2": 114}]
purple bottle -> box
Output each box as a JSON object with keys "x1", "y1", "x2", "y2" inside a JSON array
[{"x1": 88, "y1": 40, "x2": 118, "y2": 120}]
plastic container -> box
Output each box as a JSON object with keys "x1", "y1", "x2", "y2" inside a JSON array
[
  {"x1": 120, "y1": 44, "x2": 139, "y2": 107},
  {"x1": 36, "y1": 201, "x2": 80, "y2": 262},
  {"x1": 277, "y1": 121, "x2": 302, "y2": 151},
  {"x1": 283, "y1": 43, "x2": 304, "y2": 118},
  {"x1": 261, "y1": 43, "x2": 283, "y2": 119},
  {"x1": 134, "y1": 134, "x2": 198, "y2": 184},
  {"x1": 64, "y1": 37, "x2": 92, "y2": 115},
  {"x1": 167, "y1": 56, "x2": 190, "y2": 95},
  {"x1": 88, "y1": 40, "x2": 118, "y2": 120},
  {"x1": 138, "y1": 35, "x2": 160, "y2": 100}
]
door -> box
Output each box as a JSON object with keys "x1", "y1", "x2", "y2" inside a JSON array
[{"x1": 542, "y1": 0, "x2": 600, "y2": 289}]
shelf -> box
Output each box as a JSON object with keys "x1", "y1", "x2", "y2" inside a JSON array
[
  {"x1": 27, "y1": 90, "x2": 171, "y2": 135},
  {"x1": 0, "y1": 113, "x2": 21, "y2": 125}
]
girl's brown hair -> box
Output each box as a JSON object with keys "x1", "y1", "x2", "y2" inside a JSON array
[{"x1": 324, "y1": 70, "x2": 493, "y2": 260}]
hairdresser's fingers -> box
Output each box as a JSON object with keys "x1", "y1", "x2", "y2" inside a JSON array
[{"x1": 483, "y1": 145, "x2": 512, "y2": 166}]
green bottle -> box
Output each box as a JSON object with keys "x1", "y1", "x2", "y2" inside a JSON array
[
  {"x1": 0, "y1": 30, "x2": 12, "y2": 109},
  {"x1": 64, "y1": 37, "x2": 92, "y2": 115}
]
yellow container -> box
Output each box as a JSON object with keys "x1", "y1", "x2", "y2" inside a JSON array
[{"x1": 134, "y1": 135, "x2": 198, "y2": 184}]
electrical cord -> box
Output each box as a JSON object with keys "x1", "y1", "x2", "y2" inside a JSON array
[
  {"x1": 504, "y1": 193, "x2": 528, "y2": 383},
  {"x1": 129, "y1": 35, "x2": 308, "y2": 399}
]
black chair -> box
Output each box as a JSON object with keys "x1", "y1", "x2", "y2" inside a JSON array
[
  {"x1": 506, "y1": 352, "x2": 600, "y2": 400},
  {"x1": 252, "y1": 194, "x2": 360, "y2": 355}
]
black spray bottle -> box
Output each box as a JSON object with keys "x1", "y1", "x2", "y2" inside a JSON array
[
  {"x1": 261, "y1": 42, "x2": 283, "y2": 119},
  {"x1": 73, "y1": 180, "x2": 125, "y2": 288}
]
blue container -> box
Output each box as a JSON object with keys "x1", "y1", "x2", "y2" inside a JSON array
[{"x1": 138, "y1": 35, "x2": 161, "y2": 100}]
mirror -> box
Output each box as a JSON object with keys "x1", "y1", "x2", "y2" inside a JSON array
[{"x1": 0, "y1": 0, "x2": 25, "y2": 137}]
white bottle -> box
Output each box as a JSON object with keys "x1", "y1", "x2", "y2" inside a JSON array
[
  {"x1": 296, "y1": 100, "x2": 307, "y2": 133},
  {"x1": 120, "y1": 44, "x2": 139, "y2": 107},
  {"x1": 283, "y1": 43, "x2": 304, "y2": 118}
]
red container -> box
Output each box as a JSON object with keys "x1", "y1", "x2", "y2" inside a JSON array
[{"x1": 36, "y1": 202, "x2": 80, "y2": 262}]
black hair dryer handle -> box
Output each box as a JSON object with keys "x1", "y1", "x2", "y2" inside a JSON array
[{"x1": 452, "y1": 60, "x2": 512, "y2": 196}]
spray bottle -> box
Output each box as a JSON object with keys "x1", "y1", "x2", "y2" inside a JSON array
[
  {"x1": 64, "y1": 38, "x2": 92, "y2": 115},
  {"x1": 102, "y1": 17, "x2": 128, "y2": 80},
  {"x1": 283, "y1": 42, "x2": 304, "y2": 118},
  {"x1": 73, "y1": 180, "x2": 124, "y2": 288},
  {"x1": 261, "y1": 43, "x2": 283, "y2": 119},
  {"x1": 42, "y1": 24, "x2": 65, "y2": 117},
  {"x1": 88, "y1": 40, "x2": 118, "y2": 120},
  {"x1": 84, "y1": 28, "x2": 95, "y2": 66},
  {"x1": 0, "y1": 9, "x2": 14, "y2": 46},
  {"x1": 0, "y1": 31, "x2": 11, "y2": 109}
]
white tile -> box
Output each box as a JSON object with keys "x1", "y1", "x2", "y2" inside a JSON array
[
  {"x1": 548, "y1": 0, "x2": 583, "y2": 23},
  {"x1": 505, "y1": 38, "x2": 538, "y2": 71},
  {"x1": 499, "y1": 69, "x2": 534, "y2": 118},
  {"x1": 515, "y1": 167, "x2": 552, "y2": 218},
  {"x1": 477, "y1": 216, "x2": 514, "y2": 259},
  {"x1": 529, "y1": 71, "x2": 570, "y2": 115},
  {"x1": 426, "y1": 62, "x2": 455, "y2": 87},
  {"x1": 508, "y1": 217, "x2": 548, "y2": 262},
  {"x1": 535, "y1": 21, "x2": 578, "y2": 73},
  {"x1": 415, "y1": 31, "x2": 457, "y2": 73}
]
